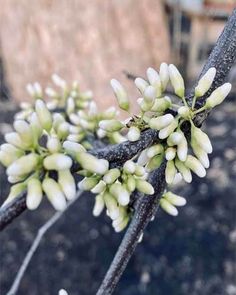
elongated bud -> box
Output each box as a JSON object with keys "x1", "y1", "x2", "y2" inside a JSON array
[
  {"x1": 26, "y1": 178, "x2": 43, "y2": 210},
  {"x1": 172, "y1": 172, "x2": 183, "y2": 185},
  {"x1": 160, "y1": 198, "x2": 178, "y2": 216},
  {"x1": 45, "y1": 87, "x2": 57, "y2": 97},
  {"x1": 113, "y1": 216, "x2": 129, "y2": 232},
  {"x1": 165, "y1": 147, "x2": 176, "y2": 161},
  {"x1": 151, "y1": 96, "x2": 171, "y2": 112},
  {"x1": 134, "y1": 77, "x2": 149, "y2": 94},
  {"x1": 66, "y1": 97, "x2": 75, "y2": 114},
  {"x1": 175, "y1": 158, "x2": 192, "y2": 183},
  {"x1": 47, "y1": 135, "x2": 61, "y2": 153},
  {"x1": 0, "y1": 144, "x2": 23, "y2": 167},
  {"x1": 110, "y1": 79, "x2": 130, "y2": 111},
  {"x1": 176, "y1": 131, "x2": 188, "y2": 162},
  {"x1": 134, "y1": 165, "x2": 146, "y2": 177},
  {"x1": 149, "y1": 114, "x2": 174, "y2": 130},
  {"x1": 78, "y1": 176, "x2": 99, "y2": 191},
  {"x1": 42, "y1": 178, "x2": 67, "y2": 211},
  {"x1": 143, "y1": 85, "x2": 156, "y2": 102},
  {"x1": 63, "y1": 141, "x2": 86, "y2": 157},
  {"x1": 35, "y1": 99, "x2": 52, "y2": 132},
  {"x1": 0, "y1": 151, "x2": 14, "y2": 167},
  {"x1": 138, "y1": 97, "x2": 153, "y2": 112},
  {"x1": 26, "y1": 83, "x2": 35, "y2": 97},
  {"x1": 102, "y1": 106, "x2": 118, "y2": 119},
  {"x1": 2, "y1": 183, "x2": 26, "y2": 207},
  {"x1": 91, "y1": 180, "x2": 106, "y2": 194},
  {"x1": 185, "y1": 155, "x2": 206, "y2": 177},
  {"x1": 123, "y1": 160, "x2": 136, "y2": 174},
  {"x1": 110, "y1": 131, "x2": 127, "y2": 144},
  {"x1": 159, "y1": 62, "x2": 169, "y2": 91},
  {"x1": 103, "y1": 168, "x2": 120, "y2": 184},
  {"x1": 165, "y1": 160, "x2": 176, "y2": 184},
  {"x1": 93, "y1": 194, "x2": 105, "y2": 216},
  {"x1": 127, "y1": 126, "x2": 140, "y2": 142},
  {"x1": 103, "y1": 192, "x2": 120, "y2": 220},
  {"x1": 137, "y1": 149, "x2": 149, "y2": 166},
  {"x1": 146, "y1": 154, "x2": 163, "y2": 172},
  {"x1": 76, "y1": 152, "x2": 109, "y2": 175},
  {"x1": 14, "y1": 120, "x2": 34, "y2": 147},
  {"x1": 167, "y1": 132, "x2": 183, "y2": 146},
  {"x1": 46, "y1": 99, "x2": 58, "y2": 110},
  {"x1": 5, "y1": 132, "x2": 27, "y2": 149},
  {"x1": 178, "y1": 106, "x2": 191, "y2": 119},
  {"x1": 34, "y1": 82, "x2": 42, "y2": 97},
  {"x1": 191, "y1": 124, "x2": 212, "y2": 154},
  {"x1": 159, "y1": 119, "x2": 178, "y2": 139},
  {"x1": 147, "y1": 144, "x2": 164, "y2": 158},
  {"x1": 168, "y1": 64, "x2": 185, "y2": 98},
  {"x1": 164, "y1": 192, "x2": 186, "y2": 206},
  {"x1": 205, "y1": 83, "x2": 232, "y2": 109},
  {"x1": 99, "y1": 119, "x2": 124, "y2": 132},
  {"x1": 110, "y1": 183, "x2": 130, "y2": 206},
  {"x1": 58, "y1": 169, "x2": 76, "y2": 200},
  {"x1": 29, "y1": 112, "x2": 43, "y2": 139},
  {"x1": 52, "y1": 73, "x2": 66, "y2": 88},
  {"x1": 43, "y1": 153, "x2": 72, "y2": 171},
  {"x1": 135, "y1": 179, "x2": 154, "y2": 195},
  {"x1": 195, "y1": 67, "x2": 216, "y2": 97},
  {"x1": 146, "y1": 67, "x2": 162, "y2": 97},
  {"x1": 191, "y1": 143, "x2": 210, "y2": 168},
  {"x1": 126, "y1": 175, "x2": 136, "y2": 192},
  {"x1": 59, "y1": 289, "x2": 68, "y2": 295},
  {"x1": 7, "y1": 153, "x2": 39, "y2": 176}
]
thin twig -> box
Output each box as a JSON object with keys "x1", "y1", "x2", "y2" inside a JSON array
[{"x1": 6, "y1": 191, "x2": 83, "y2": 295}]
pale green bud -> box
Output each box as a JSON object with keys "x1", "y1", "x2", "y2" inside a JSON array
[
  {"x1": 205, "y1": 83, "x2": 232, "y2": 108},
  {"x1": 160, "y1": 198, "x2": 178, "y2": 216},
  {"x1": 7, "y1": 153, "x2": 40, "y2": 176},
  {"x1": 79, "y1": 90, "x2": 93, "y2": 101},
  {"x1": 0, "y1": 151, "x2": 16, "y2": 167},
  {"x1": 134, "y1": 165, "x2": 146, "y2": 177},
  {"x1": 146, "y1": 67, "x2": 162, "y2": 97},
  {"x1": 110, "y1": 79, "x2": 130, "y2": 111},
  {"x1": 123, "y1": 160, "x2": 136, "y2": 174},
  {"x1": 185, "y1": 155, "x2": 206, "y2": 178},
  {"x1": 67, "y1": 133, "x2": 85, "y2": 142},
  {"x1": 172, "y1": 172, "x2": 183, "y2": 185},
  {"x1": 127, "y1": 126, "x2": 140, "y2": 142},
  {"x1": 99, "y1": 120, "x2": 124, "y2": 132},
  {"x1": 159, "y1": 62, "x2": 169, "y2": 91},
  {"x1": 136, "y1": 179, "x2": 154, "y2": 195},
  {"x1": 168, "y1": 64, "x2": 185, "y2": 98},
  {"x1": 93, "y1": 193, "x2": 105, "y2": 216},
  {"x1": 151, "y1": 96, "x2": 171, "y2": 112},
  {"x1": 29, "y1": 112, "x2": 43, "y2": 139},
  {"x1": 165, "y1": 160, "x2": 176, "y2": 184},
  {"x1": 176, "y1": 131, "x2": 188, "y2": 162},
  {"x1": 178, "y1": 106, "x2": 191, "y2": 119},
  {"x1": 26, "y1": 83, "x2": 35, "y2": 97},
  {"x1": 126, "y1": 175, "x2": 136, "y2": 192},
  {"x1": 76, "y1": 152, "x2": 109, "y2": 175},
  {"x1": 91, "y1": 180, "x2": 106, "y2": 194},
  {"x1": 45, "y1": 87, "x2": 57, "y2": 97},
  {"x1": 146, "y1": 154, "x2": 163, "y2": 172},
  {"x1": 138, "y1": 97, "x2": 153, "y2": 112},
  {"x1": 42, "y1": 178, "x2": 67, "y2": 211},
  {"x1": 175, "y1": 158, "x2": 192, "y2": 183},
  {"x1": 47, "y1": 136, "x2": 61, "y2": 153},
  {"x1": 147, "y1": 144, "x2": 164, "y2": 158},
  {"x1": 5, "y1": 132, "x2": 27, "y2": 150},
  {"x1": 63, "y1": 141, "x2": 86, "y2": 157},
  {"x1": 78, "y1": 176, "x2": 99, "y2": 191},
  {"x1": 8, "y1": 175, "x2": 26, "y2": 184},
  {"x1": 33, "y1": 82, "x2": 43, "y2": 97},
  {"x1": 102, "y1": 106, "x2": 118, "y2": 119},
  {"x1": 112, "y1": 207, "x2": 127, "y2": 226},
  {"x1": 46, "y1": 99, "x2": 59, "y2": 110},
  {"x1": 103, "y1": 192, "x2": 120, "y2": 220},
  {"x1": 0, "y1": 144, "x2": 23, "y2": 167},
  {"x1": 69, "y1": 113, "x2": 80, "y2": 125},
  {"x1": 191, "y1": 125, "x2": 212, "y2": 154},
  {"x1": 13, "y1": 120, "x2": 34, "y2": 147},
  {"x1": 35, "y1": 99, "x2": 52, "y2": 132},
  {"x1": 66, "y1": 97, "x2": 75, "y2": 114},
  {"x1": 149, "y1": 114, "x2": 174, "y2": 130},
  {"x1": 113, "y1": 216, "x2": 129, "y2": 232},
  {"x1": 110, "y1": 132, "x2": 127, "y2": 144},
  {"x1": 167, "y1": 132, "x2": 183, "y2": 146},
  {"x1": 137, "y1": 149, "x2": 149, "y2": 166},
  {"x1": 134, "y1": 77, "x2": 149, "y2": 94},
  {"x1": 195, "y1": 67, "x2": 216, "y2": 97},
  {"x1": 58, "y1": 169, "x2": 76, "y2": 200},
  {"x1": 2, "y1": 182, "x2": 26, "y2": 207},
  {"x1": 26, "y1": 178, "x2": 43, "y2": 210},
  {"x1": 143, "y1": 85, "x2": 156, "y2": 102},
  {"x1": 110, "y1": 183, "x2": 130, "y2": 206},
  {"x1": 103, "y1": 168, "x2": 120, "y2": 184},
  {"x1": 43, "y1": 153, "x2": 72, "y2": 171},
  {"x1": 159, "y1": 119, "x2": 178, "y2": 139},
  {"x1": 191, "y1": 142, "x2": 210, "y2": 168},
  {"x1": 57, "y1": 122, "x2": 70, "y2": 140},
  {"x1": 52, "y1": 73, "x2": 67, "y2": 89},
  {"x1": 165, "y1": 147, "x2": 176, "y2": 161},
  {"x1": 164, "y1": 191, "x2": 186, "y2": 206}
]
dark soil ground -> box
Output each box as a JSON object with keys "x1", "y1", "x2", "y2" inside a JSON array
[{"x1": 0, "y1": 97, "x2": 236, "y2": 295}]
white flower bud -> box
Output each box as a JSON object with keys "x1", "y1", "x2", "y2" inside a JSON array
[
  {"x1": 151, "y1": 96, "x2": 171, "y2": 112},
  {"x1": 138, "y1": 97, "x2": 153, "y2": 112},
  {"x1": 137, "y1": 149, "x2": 149, "y2": 166},
  {"x1": 103, "y1": 168, "x2": 120, "y2": 184},
  {"x1": 110, "y1": 132, "x2": 127, "y2": 144},
  {"x1": 103, "y1": 106, "x2": 118, "y2": 119},
  {"x1": 78, "y1": 177, "x2": 99, "y2": 191},
  {"x1": 127, "y1": 126, "x2": 140, "y2": 142},
  {"x1": 113, "y1": 216, "x2": 129, "y2": 232},
  {"x1": 164, "y1": 192, "x2": 186, "y2": 206},
  {"x1": 58, "y1": 169, "x2": 76, "y2": 200},
  {"x1": 52, "y1": 73, "x2": 66, "y2": 88},
  {"x1": 110, "y1": 79, "x2": 130, "y2": 111},
  {"x1": 80, "y1": 90, "x2": 93, "y2": 101},
  {"x1": 147, "y1": 144, "x2": 164, "y2": 158},
  {"x1": 191, "y1": 125, "x2": 212, "y2": 154},
  {"x1": 5, "y1": 132, "x2": 27, "y2": 149},
  {"x1": 34, "y1": 82, "x2": 42, "y2": 97},
  {"x1": 167, "y1": 132, "x2": 183, "y2": 146},
  {"x1": 46, "y1": 99, "x2": 58, "y2": 110},
  {"x1": 205, "y1": 83, "x2": 232, "y2": 108},
  {"x1": 191, "y1": 143, "x2": 210, "y2": 168},
  {"x1": 76, "y1": 153, "x2": 109, "y2": 175},
  {"x1": 66, "y1": 97, "x2": 75, "y2": 114},
  {"x1": 176, "y1": 131, "x2": 188, "y2": 162},
  {"x1": 59, "y1": 289, "x2": 68, "y2": 295},
  {"x1": 165, "y1": 147, "x2": 176, "y2": 161},
  {"x1": 0, "y1": 151, "x2": 16, "y2": 167},
  {"x1": 160, "y1": 198, "x2": 178, "y2": 216},
  {"x1": 165, "y1": 160, "x2": 176, "y2": 184},
  {"x1": 26, "y1": 83, "x2": 35, "y2": 97},
  {"x1": 29, "y1": 112, "x2": 43, "y2": 139},
  {"x1": 47, "y1": 136, "x2": 61, "y2": 153},
  {"x1": 42, "y1": 178, "x2": 67, "y2": 211},
  {"x1": 146, "y1": 154, "x2": 163, "y2": 172},
  {"x1": 96, "y1": 128, "x2": 107, "y2": 139},
  {"x1": 123, "y1": 160, "x2": 136, "y2": 174},
  {"x1": 134, "y1": 77, "x2": 149, "y2": 94},
  {"x1": 63, "y1": 141, "x2": 86, "y2": 157},
  {"x1": 35, "y1": 99, "x2": 53, "y2": 132},
  {"x1": 7, "y1": 153, "x2": 40, "y2": 176},
  {"x1": 57, "y1": 122, "x2": 70, "y2": 139},
  {"x1": 149, "y1": 114, "x2": 174, "y2": 130},
  {"x1": 175, "y1": 158, "x2": 192, "y2": 183},
  {"x1": 178, "y1": 106, "x2": 191, "y2": 119},
  {"x1": 143, "y1": 85, "x2": 156, "y2": 102},
  {"x1": 67, "y1": 133, "x2": 85, "y2": 143},
  {"x1": 2, "y1": 183, "x2": 26, "y2": 207},
  {"x1": 159, "y1": 62, "x2": 169, "y2": 91},
  {"x1": 26, "y1": 178, "x2": 43, "y2": 210},
  {"x1": 159, "y1": 119, "x2": 178, "y2": 139},
  {"x1": 134, "y1": 165, "x2": 146, "y2": 177},
  {"x1": 185, "y1": 155, "x2": 206, "y2": 178},
  {"x1": 91, "y1": 180, "x2": 106, "y2": 194},
  {"x1": 110, "y1": 183, "x2": 130, "y2": 206},
  {"x1": 93, "y1": 194, "x2": 105, "y2": 216},
  {"x1": 43, "y1": 153, "x2": 72, "y2": 171},
  {"x1": 8, "y1": 175, "x2": 25, "y2": 184},
  {"x1": 126, "y1": 175, "x2": 136, "y2": 192},
  {"x1": 195, "y1": 67, "x2": 216, "y2": 97},
  {"x1": 172, "y1": 172, "x2": 183, "y2": 185},
  {"x1": 13, "y1": 120, "x2": 34, "y2": 147},
  {"x1": 0, "y1": 144, "x2": 23, "y2": 167},
  {"x1": 146, "y1": 67, "x2": 162, "y2": 97},
  {"x1": 103, "y1": 192, "x2": 120, "y2": 220},
  {"x1": 99, "y1": 120, "x2": 124, "y2": 132},
  {"x1": 135, "y1": 179, "x2": 154, "y2": 195},
  {"x1": 45, "y1": 87, "x2": 57, "y2": 97},
  {"x1": 168, "y1": 64, "x2": 185, "y2": 98}
]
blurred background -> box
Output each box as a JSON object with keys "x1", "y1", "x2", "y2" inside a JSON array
[{"x1": 0, "y1": 0, "x2": 236, "y2": 294}]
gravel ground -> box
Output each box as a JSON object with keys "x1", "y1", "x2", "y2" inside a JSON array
[{"x1": 0, "y1": 97, "x2": 236, "y2": 295}]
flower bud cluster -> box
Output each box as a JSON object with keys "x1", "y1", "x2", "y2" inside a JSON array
[{"x1": 78, "y1": 159, "x2": 154, "y2": 232}]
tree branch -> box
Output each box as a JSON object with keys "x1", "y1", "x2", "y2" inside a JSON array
[{"x1": 96, "y1": 9, "x2": 236, "y2": 295}]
